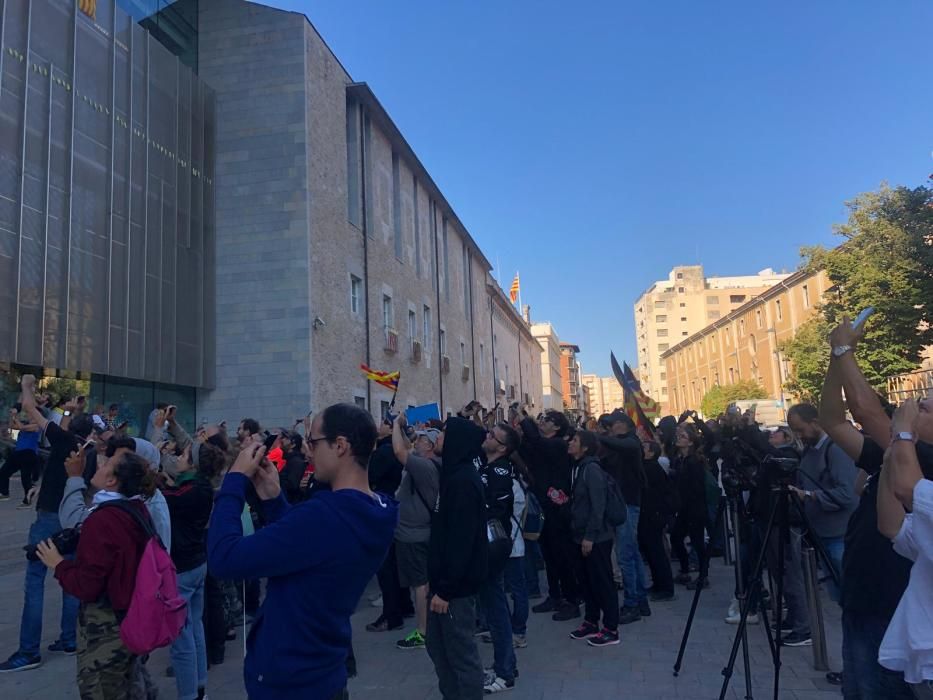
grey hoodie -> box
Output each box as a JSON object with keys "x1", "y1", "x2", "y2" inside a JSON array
[{"x1": 570, "y1": 455, "x2": 614, "y2": 544}]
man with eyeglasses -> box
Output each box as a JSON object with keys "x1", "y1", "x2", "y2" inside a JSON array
[{"x1": 208, "y1": 403, "x2": 398, "y2": 700}]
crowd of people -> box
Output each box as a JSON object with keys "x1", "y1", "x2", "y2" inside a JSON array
[{"x1": 0, "y1": 316, "x2": 929, "y2": 699}]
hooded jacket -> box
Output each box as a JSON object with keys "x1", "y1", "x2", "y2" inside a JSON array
[
  {"x1": 518, "y1": 417, "x2": 572, "y2": 513},
  {"x1": 428, "y1": 417, "x2": 488, "y2": 600},
  {"x1": 597, "y1": 431, "x2": 645, "y2": 508},
  {"x1": 570, "y1": 455, "x2": 614, "y2": 544}
]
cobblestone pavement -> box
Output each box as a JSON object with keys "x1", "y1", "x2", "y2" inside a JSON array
[{"x1": 0, "y1": 495, "x2": 844, "y2": 699}]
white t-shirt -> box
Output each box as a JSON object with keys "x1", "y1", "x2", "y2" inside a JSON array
[{"x1": 879, "y1": 478, "x2": 933, "y2": 684}]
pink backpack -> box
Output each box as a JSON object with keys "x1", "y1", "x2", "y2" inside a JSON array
[{"x1": 97, "y1": 500, "x2": 188, "y2": 655}]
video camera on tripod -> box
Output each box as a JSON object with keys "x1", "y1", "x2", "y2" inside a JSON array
[{"x1": 719, "y1": 430, "x2": 800, "y2": 496}]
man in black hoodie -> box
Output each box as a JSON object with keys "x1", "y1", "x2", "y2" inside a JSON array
[
  {"x1": 518, "y1": 409, "x2": 580, "y2": 621},
  {"x1": 426, "y1": 417, "x2": 488, "y2": 700}
]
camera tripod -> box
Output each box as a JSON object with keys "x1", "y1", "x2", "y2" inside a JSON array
[{"x1": 673, "y1": 479, "x2": 840, "y2": 700}]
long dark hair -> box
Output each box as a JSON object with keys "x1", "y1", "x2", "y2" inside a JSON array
[
  {"x1": 676, "y1": 423, "x2": 704, "y2": 461},
  {"x1": 113, "y1": 453, "x2": 157, "y2": 499},
  {"x1": 574, "y1": 430, "x2": 600, "y2": 459}
]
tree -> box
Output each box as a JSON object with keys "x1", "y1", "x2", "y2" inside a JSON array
[
  {"x1": 779, "y1": 317, "x2": 832, "y2": 405},
  {"x1": 700, "y1": 379, "x2": 768, "y2": 418},
  {"x1": 782, "y1": 183, "x2": 933, "y2": 399}
]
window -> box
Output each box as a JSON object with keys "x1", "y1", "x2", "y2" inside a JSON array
[
  {"x1": 660, "y1": 372, "x2": 666, "y2": 380},
  {"x1": 658, "y1": 343, "x2": 669, "y2": 351},
  {"x1": 460, "y1": 341, "x2": 466, "y2": 365},
  {"x1": 776, "y1": 299, "x2": 783, "y2": 321},
  {"x1": 682, "y1": 331, "x2": 688, "y2": 336},
  {"x1": 730, "y1": 294, "x2": 746, "y2": 304},
  {"x1": 661, "y1": 386, "x2": 668, "y2": 396},
  {"x1": 802, "y1": 284, "x2": 810, "y2": 308},
  {"x1": 750, "y1": 334, "x2": 758, "y2": 353},
  {"x1": 440, "y1": 328, "x2": 447, "y2": 356},
  {"x1": 350, "y1": 275, "x2": 362, "y2": 314},
  {"x1": 708, "y1": 310, "x2": 720, "y2": 320},
  {"x1": 676, "y1": 272, "x2": 684, "y2": 280},
  {"x1": 655, "y1": 300, "x2": 666, "y2": 309},
  {"x1": 656, "y1": 315, "x2": 667, "y2": 323},
  {"x1": 756, "y1": 309, "x2": 763, "y2": 328},
  {"x1": 423, "y1": 306, "x2": 431, "y2": 348},
  {"x1": 480, "y1": 343, "x2": 486, "y2": 374},
  {"x1": 678, "y1": 287, "x2": 685, "y2": 293},
  {"x1": 680, "y1": 317, "x2": 687, "y2": 322},
  {"x1": 657, "y1": 329, "x2": 668, "y2": 337},
  {"x1": 707, "y1": 296, "x2": 719, "y2": 305},
  {"x1": 680, "y1": 302, "x2": 686, "y2": 308},
  {"x1": 382, "y1": 295, "x2": 393, "y2": 329},
  {"x1": 442, "y1": 218, "x2": 450, "y2": 301},
  {"x1": 408, "y1": 310, "x2": 416, "y2": 340},
  {"x1": 354, "y1": 396, "x2": 366, "y2": 409},
  {"x1": 346, "y1": 101, "x2": 361, "y2": 226},
  {"x1": 413, "y1": 177, "x2": 421, "y2": 277},
  {"x1": 729, "y1": 367, "x2": 735, "y2": 383},
  {"x1": 392, "y1": 152, "x2": 402, "y2": 259},
  {"x1": 739, "y1": 319, "x2": 745, "y2": 335}
]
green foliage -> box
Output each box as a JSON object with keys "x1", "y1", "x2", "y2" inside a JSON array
[
  {"x1": 700, "y1": 379, "x2": 768, "y2": 418},
  {"x1": 783, "y1": 184, "x2": 933, "y2": 399}
]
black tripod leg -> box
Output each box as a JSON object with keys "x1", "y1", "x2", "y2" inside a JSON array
[
  {"x1": 719, "y1": 494, "x2": 781, "y2": 700},
  {"x1": 673, "y1": 498, "x2": 727, "y2": 676},
  {"x1": 771, "y1": 491, "x2": 790, "y2": 700}
]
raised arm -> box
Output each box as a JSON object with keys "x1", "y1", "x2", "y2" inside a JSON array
[
  {"x1": 829, "y1": 319, "x2": 889, "y2": 448},
  {"x1": 19, "y1": 375, "x2": 49, "y2": 431},
  {"x1": 392, "y1": 413, "x2": 412, "y2": 465},
  {"x1": 819, "y1": 348, "x2": 865, "y2": 462},
  {"x1": 888, "y1": 400, "x2": 924, "y2": 510}
]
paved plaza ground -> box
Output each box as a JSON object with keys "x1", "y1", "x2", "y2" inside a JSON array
[{"x1": 0, "y1": 489, "x2": 844, "y2": 699}]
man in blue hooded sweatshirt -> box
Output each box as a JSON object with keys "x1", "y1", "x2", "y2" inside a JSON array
[{"x1": 208, "y1": 403, "x2": 398, "y2": 700}]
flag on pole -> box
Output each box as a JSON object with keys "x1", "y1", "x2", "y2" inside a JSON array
[
  {"x1": 360, "y1": 364, "x2": 400, "y2": 392},
  {"x1": 509, "y1": 273, "x2": 520, "y2": 304},
  {"x1": 610, "y1": 352, "x2": 660, "y2": 432},
  {"x1": 78, "y1": 0, "x2": 97, "y2": 20}
]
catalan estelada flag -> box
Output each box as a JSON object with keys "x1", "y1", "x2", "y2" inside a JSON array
[
  {"x1": 509, "y1": 273, "x2": 520, "y2": 304},
  {"x1": 78, "y1": 0, "x2": 96, "y2": 20},
  {"x1": 360, "y1": 364, "x2": 400, "y2": 392},
  {"x1": 610, "y1": 352, "x2": 660, "y2": 433}
]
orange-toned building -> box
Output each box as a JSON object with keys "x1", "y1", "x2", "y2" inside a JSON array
[
  {"x1": 559, "y1": 343, "x2": 584, "y2": 418},
  {"x1": 662, "y1": 269, "x2": 831, "y2": 417}
]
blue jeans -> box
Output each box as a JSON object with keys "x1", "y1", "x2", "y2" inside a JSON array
[
  {"x1": 616, "y1": 505, "x2": 648, "y2": 608},
  {"x1": 170, "y1": 563, "x2": 208, "y2": 700},
  {"x1": 842, "y1": 609, "x2": 913, "y2": 700},
  {"x1": 504, "y1": 557, "x2": 528, "y2": 636},
  {"x1": 478, "y1": 575, "x2": 515, "y2": 682},
  {"x1": 20, "y1": 511, "x2": 80, "y2": 656},
  {"x1": 820, "y1": 536, "x2": 844, "y2": 604},
  {"x1": 522, "y1": 540, "x2": 542, "y2": 596}
]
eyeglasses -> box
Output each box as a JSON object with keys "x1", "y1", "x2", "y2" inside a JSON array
[
  {"x1": 306, "y1": 436, "x2": 330, "y2": 448},
  {"x1": 487, "y1": 430, "x2": 507, "y2": 448}
]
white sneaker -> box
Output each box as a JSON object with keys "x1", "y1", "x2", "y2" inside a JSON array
[
  {"x1": 725, "y1": 609, "x2": 759, "y2": 625},
  {"x1": 512, "y1": 634, "x2": 527, "y2": 648},
  {"x1": 725, "y1": 598, "x2": 739, "y2": 623},
  {"x1": 370, "y1": 596, "x2": 383, "y2": 608}
]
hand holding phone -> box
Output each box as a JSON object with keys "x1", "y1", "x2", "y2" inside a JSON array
[{"x1": 851, "y1": 307, "x2": 874, "y2": 330}]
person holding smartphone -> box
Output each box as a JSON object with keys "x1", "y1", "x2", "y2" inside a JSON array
[{"x1": 0, "y1": 405, "x2": 41, "y2": 507}]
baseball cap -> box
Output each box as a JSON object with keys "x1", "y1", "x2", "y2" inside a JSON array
[{"x1": 414, "y1": 429, "x2": 440, "y2": 446}]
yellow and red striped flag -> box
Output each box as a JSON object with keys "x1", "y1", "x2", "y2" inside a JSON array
[
  {"x1": 509, "y1": 273, "x2": 520, "y2": 304},
  {"x1": 78, "y1": 0, "x2": 96, "y2": 20},
  {"x1": 360, "y1": 364, "x2": 400, "y2": 392}
]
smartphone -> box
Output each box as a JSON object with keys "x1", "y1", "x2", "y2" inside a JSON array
[
  {"x1": 851, "y1": 307, "x2": 875, "y2": 330},
  {"x1": 81, "y1": 437, "x2": 96, "y2": 451},
  {"x1": 263, "y1": 432, "x2": 279, "y2": 451},
  {"x1": 116, "y1": 420, "x2": 128, "y2": 430}
]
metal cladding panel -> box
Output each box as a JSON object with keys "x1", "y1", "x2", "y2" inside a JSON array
[{"x1": 0, "y1": 0, "x2": 214, "y2": 388}]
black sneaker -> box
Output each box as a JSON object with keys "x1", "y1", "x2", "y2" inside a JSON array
[
  {"x1": 569, "y1": 621, "x2": 600, "y2": 640},
  {"x1": 780, "y1": 632, "x2": 812, "y2": 647},
  {"x1": 0, "y1": 653, "x2": 42, "y2": 673},
  {"x1": 47, "y1": 640, "x2": 77, "y2": 655},
  {"x1": 638, "y1": 600, "x2": 651, "y2": 617},
  {"x1": 587, "y1": 629, "x2": 620, "y2": 647},
  {"x1": 674, "y1": 572, "x2": 692, "y2": 585},
  {"x1": 551, "y1": 603, "x2": 580, "y2": 622},
  {"x1": 366, "y1": 615, "x2": 403, "y2": 632},
  {"x1": 531, "y1": 597, "x2": 562, "y2": 614},
  {"x1": 619, "y1": 607, "x2": 642, "y2": 625},
  {"x1": 649, "y1": 590, "x2": 676, "y2": 602}
]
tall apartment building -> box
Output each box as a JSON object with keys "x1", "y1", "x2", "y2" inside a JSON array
[
  {"x1": 531, "y1": 321, "x2": 564, "y2": 411},
  {"x1": 559, "y1": 343, "x2": 584, "y2": 418},
  {"x1": 634, "y1": 265, "x2": 791, "y2": 413},
  {"x1": 0, "y1": 0, "x2": 543, "y2": 429},
  {"x1": 582, "y1": 374, "x2": 626, "y2": 417},
  {"x1": 663, "y1": 269, "x2": 830, "y2": 417}
]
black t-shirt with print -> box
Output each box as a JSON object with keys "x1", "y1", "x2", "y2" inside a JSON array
[{"x1": 36, "y1": 421, "x2": 79, "y2": 514}]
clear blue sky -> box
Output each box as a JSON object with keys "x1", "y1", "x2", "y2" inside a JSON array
[{"x1": 265, "y1": 0, "x2": 932, "y2": 376}]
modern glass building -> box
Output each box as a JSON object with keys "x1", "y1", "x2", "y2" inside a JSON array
[{"x1": 0, "y1": 0, "x2": 213, "y2": 433}]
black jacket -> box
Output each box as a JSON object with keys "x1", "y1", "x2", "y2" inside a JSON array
[
  {"x1": 597, "y1": 432, "x2": 645, "y2": 507},
  {"x1": 369, "y1": 436, "x2": 403, "y2": 496},
  {"x1": 672, "y1": 452, "x2": 709, "y2": 523},
  {"x1": 428, "y1": 418, "x2": 488, "y2": 600},
  {"x1": 518, "y1": 417, "x2": 571, "y2": 506},
  {"x1": 641, "y1": 457, "x2": 676, "y2": 526},
  {"x1": 480, "y1": 458, "x2": 515, "y2": 534},
  {"x1": 279, "y1": 451, "x2": 307, "y2": 504},
  {"x1": 162, "y1": 475, "x2": 214, "y2": 573},
  {"x1": 570, "y1": 455, "x2": 614, "y2": 544}
]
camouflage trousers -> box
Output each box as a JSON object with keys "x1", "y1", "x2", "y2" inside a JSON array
[{"x1": 77, "y1": 600, "x2": 158, "y2": 700}]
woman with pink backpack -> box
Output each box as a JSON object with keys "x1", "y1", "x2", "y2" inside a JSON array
[{"x1": 35, "y1": 451, "x2": 182, "y2": 698}]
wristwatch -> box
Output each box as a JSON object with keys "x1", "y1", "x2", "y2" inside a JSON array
[
  {"x1": 892, "y1": 431, "x2": 916, "y2": 444},
  {"x1": 63, "y1": 410, "x2": 72, "y2": 417},
  {"x1": 832, "y1": 345, "x2": 853, "y2": 358}
]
